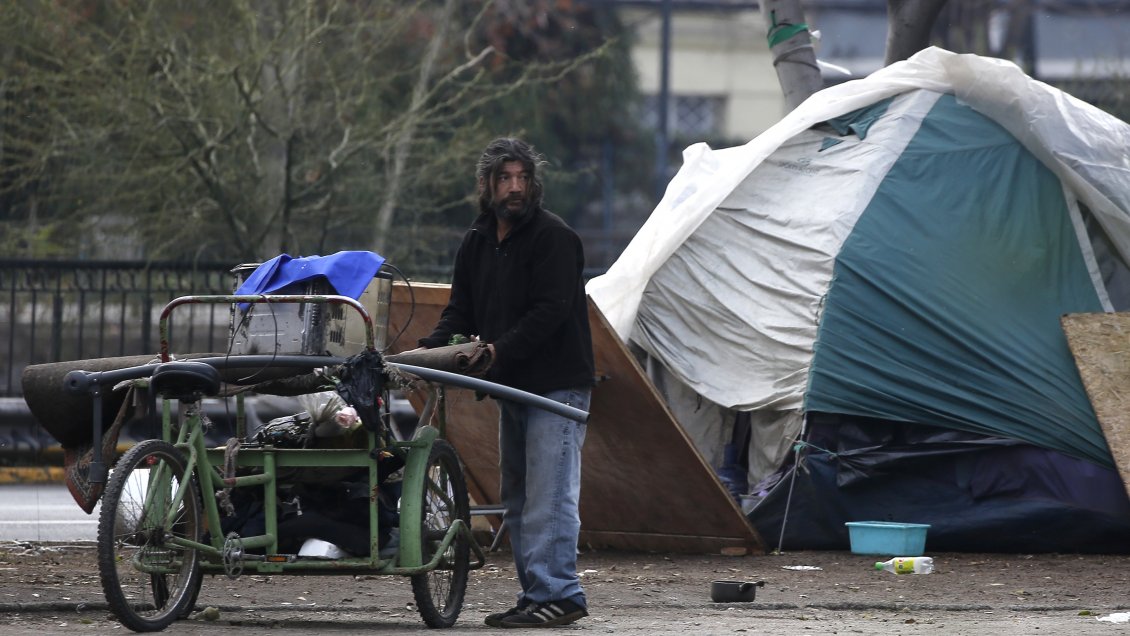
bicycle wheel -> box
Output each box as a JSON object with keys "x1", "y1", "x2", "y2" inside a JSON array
[
  {"x1": 97, "y1": 439, "x2": 203, "y2": 632},
  {"x1": 411, "y1": 439, "x2": 471, "y2": 628}
]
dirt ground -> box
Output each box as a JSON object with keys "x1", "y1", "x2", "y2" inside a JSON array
[{"x1": 1, "y1": 541, "x2": 1128, "y2": 635}]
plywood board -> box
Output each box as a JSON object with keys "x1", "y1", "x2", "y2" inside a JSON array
[
  {"x1": 1061, "y1": 313, "x2": 1130, "y2": 501},
  {"x1": 388, "y1": 282, "x2": 763, "y2": 554}
]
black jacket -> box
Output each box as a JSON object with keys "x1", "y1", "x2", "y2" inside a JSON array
[{"x1": 420, "y1": 207, "x2": 595, "y2": 395}]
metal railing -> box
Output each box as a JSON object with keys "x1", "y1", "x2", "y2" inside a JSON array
[
  {"x1": 1, "y1": 260, "x2": 236, "y2": 398},
  {"x1": 0, "y1": 257, "x2": 609, "y2": 400}
]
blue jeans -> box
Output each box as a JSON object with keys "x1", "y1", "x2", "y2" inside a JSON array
[{"x1": 498, "y1": 387, "x2": 590, "y2": 608}]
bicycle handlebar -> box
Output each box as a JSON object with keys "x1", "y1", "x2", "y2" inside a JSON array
[{"x1": 63, "y1": 365, "x2": 155, "y2": 394}]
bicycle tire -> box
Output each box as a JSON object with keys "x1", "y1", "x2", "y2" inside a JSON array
[
  {"x1": 410, "y1": 439, "x2": 471, "y2": 628},
  {"x1": 97, "y1": 439, "x2": 203, "y2": 632}
]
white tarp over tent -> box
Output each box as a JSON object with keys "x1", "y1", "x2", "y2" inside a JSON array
[{"x1": 586, "y1": 47, "x2": 1130, "y2": 484}]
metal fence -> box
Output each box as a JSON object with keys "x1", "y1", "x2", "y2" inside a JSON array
[
  {"x1": 0, "y1": 258, "x2": 610, "y2": 464},
  {"x1": 0, "y1": 258, "x2": 608, "y2": 400},
  {"x1": 1, "y1": 260, "x2": 237, "y2": 398}
]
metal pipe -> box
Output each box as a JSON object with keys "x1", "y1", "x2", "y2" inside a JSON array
[{"x1": 386, "y1": 362, "x2": 590, "y2": 424}]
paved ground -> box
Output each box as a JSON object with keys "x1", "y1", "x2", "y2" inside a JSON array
[
  {"x1": 0, "y1": 484, "x2": 99, "y2": 542},
  {"x1": 1, "y1": 541, "x2": 1128, "y2": 634},
  {"x1": 1, "y1": 480, "x2": 1128, "y2": 634}
]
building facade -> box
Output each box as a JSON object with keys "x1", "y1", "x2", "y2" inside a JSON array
[{"x1": 618, "y1": 0, "x2": 1130, "y2": 151}]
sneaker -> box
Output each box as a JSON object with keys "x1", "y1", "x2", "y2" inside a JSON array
[
  {"x1": 484, "y1": 603, "x2": 528, "y2": 628},
  {"x1": 499, "y1": 598, "x2": 588, "y2": 628}
]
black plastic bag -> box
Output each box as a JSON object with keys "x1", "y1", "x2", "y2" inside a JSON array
[
  {"x1": 254, "y1": 412, "x2": 314, "y2": 448},
  {"x1": 334, "y1": 349, "x2": 385, "y2": 432}
]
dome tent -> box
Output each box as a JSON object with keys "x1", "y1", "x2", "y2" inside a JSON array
[{"x1": 587, "y1": 48, "x2": 1130, "y2": 552}]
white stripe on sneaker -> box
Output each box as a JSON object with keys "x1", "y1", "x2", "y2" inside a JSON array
[{"x1": 531, "y1": 603, "x2": 565, "y2": 621}]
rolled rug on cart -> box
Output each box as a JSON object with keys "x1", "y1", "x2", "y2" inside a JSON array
[
  {"x1": 21, "y1": 353, "x2": 309, "y2": 447},
  {"x1": 23, "y1": 355, "x2": 200, "y2": 512},
  {"x1": 384, "y1": 342, "x2": 494, "y2": 377},
  {"x1": 22, "y1": 355, "x2": 163, "y2": 448}
]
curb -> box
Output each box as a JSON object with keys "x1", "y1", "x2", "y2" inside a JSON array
[
  {"x1": 0, "y1": 444, "x2": 135, "y2": 485},
  {"x1": 0, "y1": 466, "x2": 66, "y2": 485}
]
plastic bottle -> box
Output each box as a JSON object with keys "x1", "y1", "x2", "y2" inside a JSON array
[{"x1": 874, "y1": 556, "x2": 934, "y2": 574}]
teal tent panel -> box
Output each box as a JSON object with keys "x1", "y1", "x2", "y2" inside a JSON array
[
  {"x1": 825, "y1": 97, "x2": 893, "y2": 140},
  {"x1": 806, "y1": 94, "x2": 1111, "y2": 467}
]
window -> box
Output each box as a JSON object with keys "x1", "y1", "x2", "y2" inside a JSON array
[{"x1": 643, "y1": 94, "x2": 726, "y2": 138}]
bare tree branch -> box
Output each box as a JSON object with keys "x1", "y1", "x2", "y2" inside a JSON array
[{"x1": 373, "y1": 0, "x2": 460, "y2": 252}]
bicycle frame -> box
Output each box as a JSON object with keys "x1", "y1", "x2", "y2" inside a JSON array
[
  {"x1": 144, "y1": 293, "x2": 484, "y2": 575},
  {"x1": 150, "y1": 400, "x2": 471, "y2": 575}
]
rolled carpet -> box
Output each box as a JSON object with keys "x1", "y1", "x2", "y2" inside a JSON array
[
  {"x1": 21, "y1": 355, "x2": 161, "y2": 448},
  {"x1": 384, "y1": 342, "x2": 493, "y2": 377}
]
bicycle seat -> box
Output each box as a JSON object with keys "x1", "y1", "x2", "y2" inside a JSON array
[{"x1": 149, "y1": 361, "x2": 222, "y2": 401}]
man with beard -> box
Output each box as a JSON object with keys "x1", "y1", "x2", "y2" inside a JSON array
[{"x1": 417, "y1": 137, "x2": 595, "y2": 628}]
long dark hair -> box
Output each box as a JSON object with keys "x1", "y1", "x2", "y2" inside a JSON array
[{"x1": 475, "y1": 137, "x2": 546, "y2": 216}]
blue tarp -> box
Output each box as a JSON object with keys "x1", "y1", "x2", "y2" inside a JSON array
[{"x1": 235, "y1": 251, "x2": 385, "y2": 306}]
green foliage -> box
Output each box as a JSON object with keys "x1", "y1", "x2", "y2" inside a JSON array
[{"x1": 0, "y1": 0, "x2": 653, "y2": 273}]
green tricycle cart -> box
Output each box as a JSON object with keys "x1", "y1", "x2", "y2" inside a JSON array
[{"x1": 60, "y1": 292, "x2": 588, "y2": 632}]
